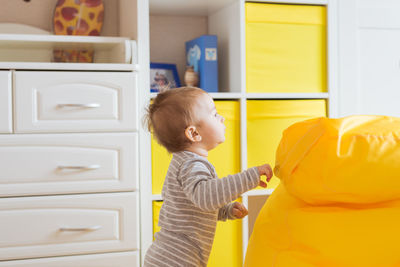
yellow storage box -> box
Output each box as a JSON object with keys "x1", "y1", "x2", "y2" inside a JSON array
[
  {"x1": 152, "y1": 200, "x2": 162, "y2": 239},
  {"x1": 246, "y1": 3, "x2": 327, "y2": 93},
  {"x1": 206, "y1": 200, "x2": 243, "y2": 267},
  {"x1": 208, "y1": 101, "x2": 242, "y2": 267},
  {"x1": 245, "y1": 116, "x2": 400, "y2": 266},
  {"x1": 208, "y1": 101, "x2": 241, "y2": 178},
  {"x1": 151, "y1": 136, "x2": 172, "y2": 194},
  {"x1": 247, "y1": 100, "x2": 326, "y2": 189}
]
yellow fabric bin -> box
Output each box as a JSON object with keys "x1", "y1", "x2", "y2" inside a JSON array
[
  {"x1": 245, "y1": 116, "x2": 400, "y2": 266},
  {"x1": 208, "y1": 101, "x2": 242, "y2": 267},
  {"x1": 247, "y1": 100, "x2": 326, "y2": 189},
  {"x1": 152, "y1": 201, "x2": 162, "y2": 239},
  {"x1": 151, "y1": 136, "x2": 172, "y2": 194},
  {"x1": 246, "y1": 3, "x2": 327, "y2": 93},
  {"x1": 152, "y1": 101, "x2": 242, "y2": 267},
  {"x1": 208, "y1": 101, "x2": 241, "y2": 178}
]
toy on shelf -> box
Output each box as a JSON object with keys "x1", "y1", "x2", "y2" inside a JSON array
[
  {"x1": 184, "y1": 66, "x2": 199, "y2": 87},
  {"x1": 52, "y1": 0, "x2": 104, "y2": 63}
]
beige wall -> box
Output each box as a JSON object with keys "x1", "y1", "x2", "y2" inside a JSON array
[{"x1": 150, "y1": 15, "x2": 208, "y2": 85}]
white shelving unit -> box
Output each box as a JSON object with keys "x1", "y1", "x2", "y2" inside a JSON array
[{"x1": 144, "y1": 0, "x2": 339, "y2": 265}]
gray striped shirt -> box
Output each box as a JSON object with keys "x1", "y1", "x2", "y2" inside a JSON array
[{"x1": 144, "y1": 151, "x2": 260, "y2": 267}]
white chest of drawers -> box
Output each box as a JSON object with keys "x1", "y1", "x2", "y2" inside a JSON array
[{"x1": 0, "y1": 70, "x2": 140, "y2": 266}]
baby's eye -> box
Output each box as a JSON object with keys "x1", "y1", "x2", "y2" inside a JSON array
[{"x1": 214, "y1": 113, "x2": 218, "y2": 117}]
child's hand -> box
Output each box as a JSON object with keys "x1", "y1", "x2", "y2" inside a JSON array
[
  {"x1": 257, "y1": 164, "x2": 273, "y2": 188},
  {"x1": 231, "y1": 202, "x2": 248, "y2": 219}
]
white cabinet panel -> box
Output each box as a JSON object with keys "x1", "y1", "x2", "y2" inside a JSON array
[
  {"x1": 338, "y1": 0, "x2": 400, "y2": 117},
  {"x1": 0, "y1": 251, "x2": 139, "y2": 267},
  {"x1": 0, "y1": 133, "x2": 138, "y2": 197},
  {"x1": 0, "y1": 71, "x2": 12, "y2": 133},
  {"x1": 359, "y1": 29, "x2": 400, "y2": 116},
  {"x1": 0, "y1": 192, "x2": 139, "y2": 261},
  {"x1": 14, "y1": 71, "x2": 137, "y2": 133}
]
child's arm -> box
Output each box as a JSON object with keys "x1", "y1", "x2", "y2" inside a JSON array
[
  {"x1": 218, "y1": 202, "x2": 248, "y2": 221},
  {"x1": 179, "y1": 159, "x2": 272, "y2": 212}
]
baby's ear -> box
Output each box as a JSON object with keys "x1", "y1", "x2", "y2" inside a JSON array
[{"x1": 185, "y1": 126, "x2": 202, "y2": 142}]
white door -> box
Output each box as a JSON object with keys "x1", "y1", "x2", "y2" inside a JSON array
[
  {"x1": 338, "y1": 0, "x2": 400, "y2": 117},
  {"x1": 0, "y1": 71, "x2": 12, "y2": 133}
]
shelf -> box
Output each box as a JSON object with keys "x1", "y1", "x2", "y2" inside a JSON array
[
  {"x1": 243, "y1": 189, "x2": 274, "y2": 197},
  {"x1": 151, "y1": 92, "x2": 328, "y2": 101},
  {"x1": 246, "y1": 92, "x2": 329, "y2": 99},
  {"x1": 0, "y1": 34, "x2": 130, "y2": 46},
  {"x1": 150, "y1": 0, "x2": 328, "y2": 16},
  {"x1": 151, "y1": 194, "x2": 162, "y2": 201},
  {"x1": 209, "y1": 92, "x2": 243, "y2": 99},
  {"x1": 0, "y1": 62, "x2": 139, "y2": 71},
  {"x1": 0, "y1": 34, "x2": 135, "y2": 64},
  {"x1": 150, "y1": 0, "x2": 237, "y2": 16},
  {"x1": 247, "y1": 0, "x2": 328, "y2": 4},
  {"x1": 151, "y1": 92, "x2": 243, "y2": 99}
]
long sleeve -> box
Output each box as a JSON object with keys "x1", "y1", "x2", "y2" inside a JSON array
[
  {"x1": 218, "y1": 202, "x2": 236, "y2": 221},
  {"x1": 179, "y1": 158, "x2": 259, "y2": 212}
]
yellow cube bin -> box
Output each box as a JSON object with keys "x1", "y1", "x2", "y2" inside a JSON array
[
  {"x1": 246, "y1": 3, "x2": 327, "y2": 93},
  {"x1": 247, "y1": 100, "x2": 326, "y2": 189},
  {"x1": 151, "y1": 137, "x2": 172, "y2": 195},
  {"x1": 151, "y1": 101, "x2": 243, "y2": 267},
  {"x1": 153, "y1": 200, "x2": 162, "y2": 238}
]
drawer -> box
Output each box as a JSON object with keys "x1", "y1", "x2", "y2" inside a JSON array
[
  {"x1": 0, "y1": 251, "x2": 139, "y2": 267},
  {"x1": 14, "y1": 71, "x2": 137, "y2": 133},
  {"x1": 0, "y1": 133, "x2": 138, "y2": 197},
  {"x1": 0, "y1": 71, "x2": 12, "y2": 133},
  {"x1": 0, "y1": 192, "x2": 139, "y2": 261}
]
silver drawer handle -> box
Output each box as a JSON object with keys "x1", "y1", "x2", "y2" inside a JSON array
[
  {"x1": 57, "y1": 103, "x2": 101, "y2": 108},
  {"x1": 57, "y1": 165, "x2": 100, "y2": 170},
  {"x1": 59, "y1": 225, "x2": 102, "y2": 232}
]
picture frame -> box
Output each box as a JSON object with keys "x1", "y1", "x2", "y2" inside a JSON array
[{"x1": 150, "y1": 62, "x2": 181, "y2": 93}]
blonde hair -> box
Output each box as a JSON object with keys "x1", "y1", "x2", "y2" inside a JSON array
[{"x1": 144, "y1": 87, "x2": 206, "y2": 153}]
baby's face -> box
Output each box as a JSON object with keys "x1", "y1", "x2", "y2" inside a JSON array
[{"x1": 193, "y1": 93, "x2": 226, "y2": 151}]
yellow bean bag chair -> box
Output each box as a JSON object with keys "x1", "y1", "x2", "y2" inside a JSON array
[{"x1": 245, "y1": 116, "x2": 400, "y2": 267}]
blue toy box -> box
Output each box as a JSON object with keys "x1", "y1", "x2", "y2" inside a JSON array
[{"x1": 185, "y1": 35, "x2": 218, "y2": 92}]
